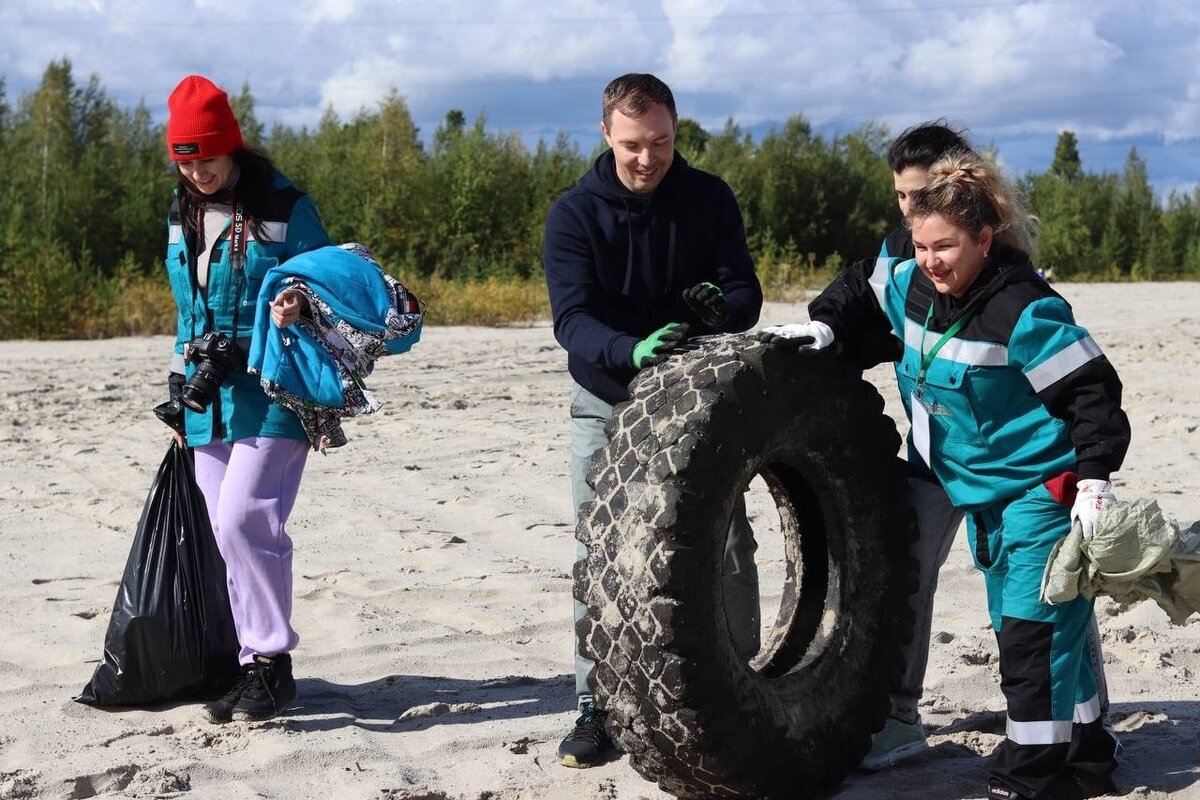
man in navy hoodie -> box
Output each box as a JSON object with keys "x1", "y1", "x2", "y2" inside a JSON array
[{"x1": 543, "y1": 73, "x2": 763, "y2": 768}]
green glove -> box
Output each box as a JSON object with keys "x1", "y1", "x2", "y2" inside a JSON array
[{"x1": 632, "y1": 322, "x2": 691, "y2": 369}]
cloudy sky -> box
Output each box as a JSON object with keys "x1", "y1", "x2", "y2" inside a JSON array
[{"x1": 3, "y1": 0, "x2": 1199, "y2": 194}]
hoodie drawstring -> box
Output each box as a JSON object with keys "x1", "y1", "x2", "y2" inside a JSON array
[
  {"x1": 665, "y1": 219, "x2": 677, "y2": 294},
  {"x1": 621, "y1": 198, "x2": 634, "y2": 297},
  {"x1": 620, "y1": 200, "x2": 676, "y2": 300}
]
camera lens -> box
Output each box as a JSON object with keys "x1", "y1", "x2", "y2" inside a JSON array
[
  {"x1": 179, "y1": 383, "x2": 210, "y2": 412},
  {"x1": 180, "y1": 365, "x2": 221, "y2": 412},
  {"x1": 179, "y1": 332, "x2": 241, "y2": 413}
]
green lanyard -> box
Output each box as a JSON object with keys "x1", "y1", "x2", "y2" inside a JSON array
[{"x1": 917, "y1": 302, "x2": 973, "y2": 395}]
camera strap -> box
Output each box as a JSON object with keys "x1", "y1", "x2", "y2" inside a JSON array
[
  {"x1": 194, "y1": 202, "x2": 247, "y2": 270},
  {"x1": 194, "y1": 202, "x2": 249, "y2": 342},
  {"x1": 228, "y1": 202, "x2": 247, "y2": 273},
  {"x1": 228, "y1": 202, "x2": 247, "y2": 343}
]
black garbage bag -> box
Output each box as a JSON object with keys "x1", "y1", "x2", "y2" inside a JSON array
[{"x1": 77, "y1": 442, "x2": 240, "y2": 706}]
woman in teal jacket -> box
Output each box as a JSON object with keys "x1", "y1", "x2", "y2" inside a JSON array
[
  {"x1": 760, "y1": 151, "x2": 1129, "y2": 800},
  {"x1": 162, "y1": 74, "x2": 330, "y2": 724}
]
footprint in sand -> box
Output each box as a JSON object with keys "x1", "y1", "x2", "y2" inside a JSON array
[
  {"x1": 378, "y1": 788, "x2": 454, "y2": 799},
  {"x1": 0, "y1": 769, "x2": 39, "y2": 799},
  {"x1": 395, "y1": 701, "x2": 482, "y2": 722},
  {"x1": 125, "y1": 766, "x2": 191, "y2": 796},
  {"x1": 61, "y1": 764, "x2": 139, "y2": 798},
  {"x1": 180, "y1": 723, "x2": 250, "y2": 754},
  {"x1": 1111, "y1": 709, "x2": 1169, "y2": 732},
  {"x1": 30, "y1": 576, "x2": 91, "y2": 585}
]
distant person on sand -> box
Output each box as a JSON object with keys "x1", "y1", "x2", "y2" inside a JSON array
[
  {"x1": 542, "y1": 72, "x2": 763, "y2": 768},
  {"x1": 161, "y1": 74, "x2": 329, "y2": 723}
]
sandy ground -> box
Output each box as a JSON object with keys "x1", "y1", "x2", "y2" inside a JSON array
[{"x1": 0, "y1": 284, "x2": 1198, "y2": 800}]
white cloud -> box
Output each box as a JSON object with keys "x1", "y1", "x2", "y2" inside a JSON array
[
  {"x1": 665, "y1": 12, "x2": 770, "y2": 90},
  {"x1": 192, "y1": 0, "x2": 245, "y2": 15},
  {"x1": 302, "y1": 0, "x2": 650, "y2": 119},
  {"x1": 320, "y1": 54, "x2": 405, "y2": 119},
  {"x1": 1, "y1": 0, "x2": 1199, "y2": 181},
  {"x1": 44, "y1": 0, "x2": 103, "y2": 11},
  {"x1": 1163, "y1": 36, "x2": 1200, "y2": 142},
  {"x1": 300, "y1": 0, "x2": 360, "y2": 26},
  {"x1": 903, "y1": 5, "x2": 1120, "y2": 118}
]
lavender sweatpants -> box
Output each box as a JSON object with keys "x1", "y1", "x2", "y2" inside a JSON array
[{"x1": 193, "y1": 436, "x2": 309, "y2": 665}]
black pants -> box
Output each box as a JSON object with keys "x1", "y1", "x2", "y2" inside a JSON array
[{"x1": 989, "y1": 618, "x2": 1118, "y2": 799}]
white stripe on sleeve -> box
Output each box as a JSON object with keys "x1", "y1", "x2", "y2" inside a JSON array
[
  {"x1": 1025, "y1": 336, "x2": 1103, "y2": 393},
  {"x1": 867, "y1": 257, "x2": 890, "y2": 307}
]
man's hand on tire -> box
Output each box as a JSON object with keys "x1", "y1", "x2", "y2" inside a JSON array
[
  {"x1": 683, "y1": 282, "x2": 729, "y2": 328},
  {"x1": 757, "y1": 320, "x2": 835, "y2": 350},
  {"x1": 632, "y1": 322, "x2": 691, "y2": 368}
]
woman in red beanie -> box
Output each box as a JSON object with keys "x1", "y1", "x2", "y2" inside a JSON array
[{"x1": 161, "y1": 73, "x2": 330, "y2": 724}]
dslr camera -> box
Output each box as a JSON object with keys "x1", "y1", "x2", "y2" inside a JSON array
[
  {"x1": 153, "y1": 331, "x2": 245, "y2": 433},
  {"x1": 179, "y1": 331, "x2": 245, "y2": 412}
]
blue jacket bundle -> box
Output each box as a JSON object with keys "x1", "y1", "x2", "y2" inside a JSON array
[{"x1": 247, "y1": 243, "x2": 423, "y2": 449}]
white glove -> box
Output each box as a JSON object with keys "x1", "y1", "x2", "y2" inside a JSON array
[
  {"x1": 1071, "y1": 479, "x2": 1116, "y2": 540},
  {"x1": 757, "y1": 320, "x2": 835, "y2": 350}
]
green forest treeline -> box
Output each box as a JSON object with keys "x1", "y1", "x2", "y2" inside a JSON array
[{"x1": 0, "y1": 61, "x2": 1195, "y2": 339}]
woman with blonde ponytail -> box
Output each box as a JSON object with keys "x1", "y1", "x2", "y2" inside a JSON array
[
  {"x1": 918, "y1": 150, "x2": 1038, "y2": 262},
  {"x1": 760, "y1": 150, "x2": 1130, "y2": 799}
]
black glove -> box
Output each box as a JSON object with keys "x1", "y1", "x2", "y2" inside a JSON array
[
  {"x1": 683, "y1": 282, "x2": 730, "y2": 329},
  {"x1": 154, "y1": 372, "x2": 187, "y2": 436},
  {"x1": 167, "y1": 371, "x2": 185, "y2": 402}
]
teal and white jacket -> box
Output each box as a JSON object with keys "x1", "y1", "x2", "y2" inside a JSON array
[
  {"x1": 165, "y1": 171, "x2": 330, "y2": 447},
  {"x1": 808, "y1": 247, "x2": 1130, "y2": 511}
]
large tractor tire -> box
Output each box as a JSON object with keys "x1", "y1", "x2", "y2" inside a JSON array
[{"x1": 575, "y1": 334, "x2": 919, "y2": 799}]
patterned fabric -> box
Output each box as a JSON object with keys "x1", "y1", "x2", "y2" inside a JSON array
[{"x1": 259, "y1": 243, "x2": 423, "y2": 451}]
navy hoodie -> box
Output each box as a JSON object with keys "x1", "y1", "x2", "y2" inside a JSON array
[{"x1": 543, "y1": 150, "x2": 762, "y2": 405}]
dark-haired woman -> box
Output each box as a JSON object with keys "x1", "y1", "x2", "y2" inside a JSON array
[
  {"x1": 162, "y1": 74, "x2": 330, "y2": 723},
  {"x1": 760, "y1": 151, "x2": 1129, "y2": 799}
]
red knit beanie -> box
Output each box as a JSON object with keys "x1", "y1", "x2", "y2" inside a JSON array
[{"x1": 165, "y1": 75, "x2": 244, "y2": 161}]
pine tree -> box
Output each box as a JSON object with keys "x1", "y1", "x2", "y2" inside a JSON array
[
  {"x1": 1051, "y1": 131, "x2": 1082, "y2": 181},
  {"x1": 230, "y1": 81, "x2": 264, "y2": 148}
]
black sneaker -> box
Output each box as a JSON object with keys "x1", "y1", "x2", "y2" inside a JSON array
[
  {"x1": 201, "y1": 665, "x2": 257, "y2": 724},
  {"x1": 987, "y1": 778, "x2": 1087, "y2": 800},
  {"x1": 1071, "y1": 768, "x2": 1117, "y2": 800},
  {"x1": 230, "y1": 654, "x2": 297, "y2": 722},
  {"x1": 557, "y1": 701, "x2": 616, "y2": 768}
]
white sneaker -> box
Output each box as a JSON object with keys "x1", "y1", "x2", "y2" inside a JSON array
[{"x1": 858, "y1": 716, "x2": 929, "y2": 770}]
